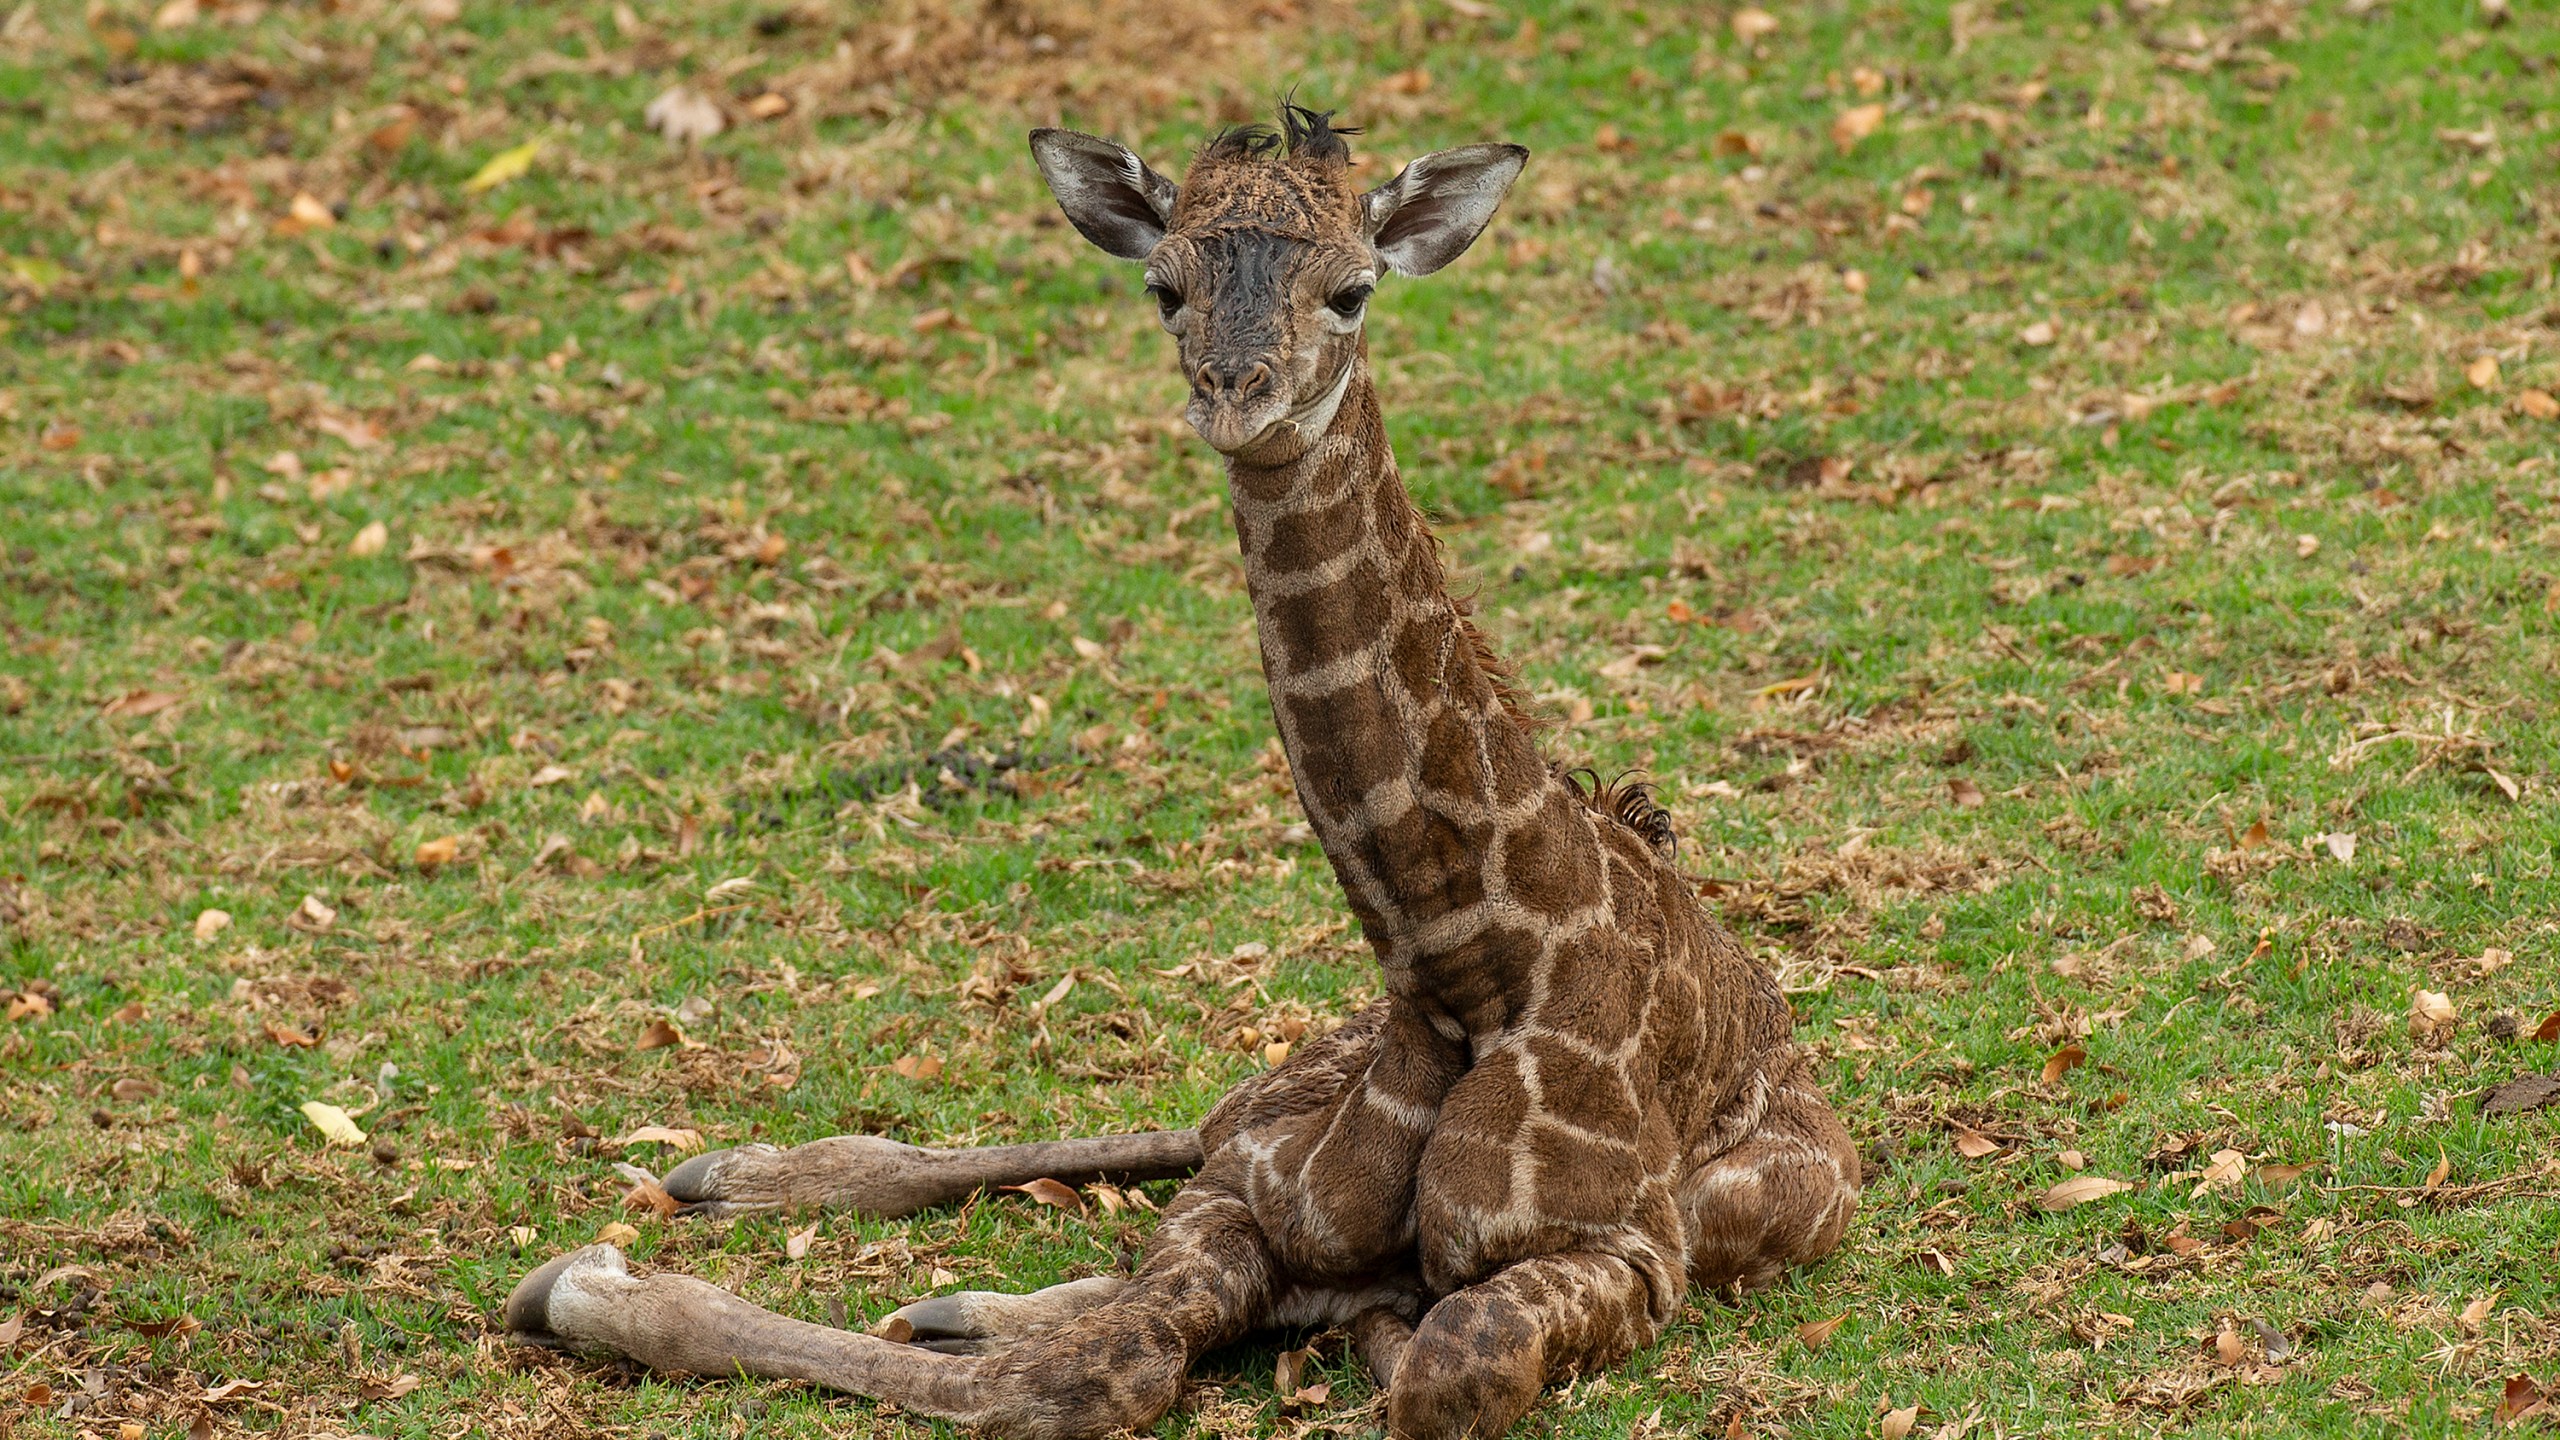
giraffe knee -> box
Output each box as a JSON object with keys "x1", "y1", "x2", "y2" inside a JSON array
[{"x1": 1385, "y1": 1295, "x2": 1546, "y2": 1440}]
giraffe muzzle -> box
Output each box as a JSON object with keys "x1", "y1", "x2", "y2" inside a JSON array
[{"x1": 1187, "y1": 357, "x2": 1291, "y2": 455}]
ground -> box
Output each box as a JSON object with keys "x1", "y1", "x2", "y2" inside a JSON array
[{"x1": 5, "y1": 0, "x2": 2560, "y2": 1435}]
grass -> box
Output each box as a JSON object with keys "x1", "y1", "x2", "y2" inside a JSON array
[{"x1": 5, "y1": 0, "x2": 2560, "y2": 1434}]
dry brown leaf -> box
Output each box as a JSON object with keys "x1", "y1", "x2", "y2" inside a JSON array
[
  {"x1": 645, "y1": 86, "x2": 726, "y2": 145},
  {"x1": 1796, "y1": 1312, "x2": 1847, "y2": 1348},
  {"x1": 636, "y1": 1018, "x2": 686, "y2": 1051},
  {"x1": 786, "y1": 1221, "x2": 819, "y2": 1260},
  {"x1": 1730, "y1": 7, "x2": 1778, "y2": 41},
  {"x1": 1003, "y1": 1177, "x2": 1085, "y2": 1212},
  {"x1": 2459, "y1": 1293, "x2": 2497, "y2": 1334},
  {"x1": 2533, "y1": 1012, "x2": 2560, "y2": 1043},
  {"x1": 2041, "y1": 1042, "x2": 2087, "y2": 1085},
  {"x1": 2466, "y1": 354, "x2": 2501, "y2": 389},
  {"x1": 1879, "y1": 1404, "x2": 1919, "y2": 1439},
  {"x1": 2500, "y1": 1374, "x2": 2549, "y2": 1424},
  {"x1": 2019, "y1": 319, "x2": 2057, "y2": 347},
  {"x1": 595, "y1": 1221, "x2": 641, "y2": 1246},
  {"x1": 2192, "y1": 1148, "x2": 2247, "y2": 1197},
  {"x1": 2038, "y1": 1174, "x2": 2132, "y2": 1210},
  {"x1": 1950, "y1": 1125, "x2": 2001, "y2": 1159},
  {"x1": 192, "y1": 907, "x2": 231, "y2": 941},
  {"x1": 892, "y1": 1053, "x2": 944, "y2": 1082},
  {"x1": 611, "y1": 1125, "x2": 705, "y2": 1153},
  {"x1": 102, "y1": 688, "x2": 184, "y2": 718},
  {"x1": 1947, "y1": 778, "x2": 1985, "y2": 809},
  {"x1": 414, "y1": 835, "x2": 460, "y2": 869},
  {"x1": 1831, "y1": 103, "x2": 1886, "y2": 152},
  {"x1": 2212, "y1": 1325, "x2": 2245, "y2": 1366},
  {"x1": 2514, "y1": 388, "x2": 2558, "y2": 420},
  {"x1": 2410, "y1": 988, "x2": 2457, "y2": 1044},
  {"x1": 349, "y1": 521, "x2": 389, "y2": 557},
  {"x1": 264, "y1": 1020, "x2": 318, "y2": 1047}
]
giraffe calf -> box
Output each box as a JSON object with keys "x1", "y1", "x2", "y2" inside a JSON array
[{"x1": 507, "y1": 104, "x2": 1858, "y2": 1440}]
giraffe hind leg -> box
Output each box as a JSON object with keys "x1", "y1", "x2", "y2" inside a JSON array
[
  {"x1": 1680, "y1": 1071, "x2": 1860, "y2": 1294},
  {"x1": 659, "y1": 1129, "x2": 1202, "y2": 1219}
]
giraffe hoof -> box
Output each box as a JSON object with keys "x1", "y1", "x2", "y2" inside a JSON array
[
  {"x1": 662, "y1": 1146, "x2": 785, "y2": 1217},
  {"x1": 504, "y1": 1243, "x2": 628, "y2": 1342},
  {"x1": 661, "y1": 1148, "x2": 736, "y2": 1204},
  {"x1": 882, "y1": 1294, "x2": 979, "y2": 1342}
]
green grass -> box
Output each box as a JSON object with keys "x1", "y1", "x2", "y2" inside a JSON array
[{"x1": 6, "y1": 0, "x2": 2560, "y2": 1434}]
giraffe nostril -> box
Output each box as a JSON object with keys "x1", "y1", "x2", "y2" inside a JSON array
[{"x1": 1198, "y1": 358, "x2": 1276, "y2": 401}]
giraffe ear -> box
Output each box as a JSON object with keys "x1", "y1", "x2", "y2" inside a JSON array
[
  {"x1": 1030, "y1": 129, "x2": 1178, "y2": 262},
  {"x1": 1360, "y1": 143, "x2": 1529, "y2": 277}
]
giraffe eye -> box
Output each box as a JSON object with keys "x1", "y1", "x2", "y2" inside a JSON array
[{"x1": 1328, "y1": 284, "x2": 1373, "y2": 317}]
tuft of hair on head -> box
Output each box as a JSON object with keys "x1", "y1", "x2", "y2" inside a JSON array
[{"x1": 1279, "y1": 101, "x2": 1358, "y2": 164}]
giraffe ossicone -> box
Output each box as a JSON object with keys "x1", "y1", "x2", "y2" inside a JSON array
[{"x1": 504, "y1": 104, "x2": 1859, "y2": 1440}]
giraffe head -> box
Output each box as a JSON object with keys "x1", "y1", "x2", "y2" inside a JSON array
[{"x1": 1032, "y1": 105, "x2": 1527, "y2": 459}]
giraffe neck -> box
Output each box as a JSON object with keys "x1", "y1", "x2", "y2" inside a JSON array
[{"x1": 1224, "y1": 359, "x2": 1566, "y2": 1023}]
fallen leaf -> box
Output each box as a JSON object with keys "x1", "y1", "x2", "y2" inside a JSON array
[
  {"x1": 347, "y1": 520, "x2": 389, "y2": 557},
  {"x1": 2409, "y1": 988, "x2": 2457, "y2": 1044},
  {"x1": 112, "y1": 1077, "x2": 160, "y2": 1102},
  {"x1": 264, "y1": 1020, "x2": 319, "y2": 1047},
  {"x1": 1796, "y1": 1312, "x2": 1847, "y2": 1348},
  {"x1": 359, "y1": 1373, "x2": 422, "y2": 1401},
  {"x1": 644, "y1": 87, "x2": 726, "y2": 146},
  {"x1": 623, "y1": 1173, "x2": 680, "y2": 1219},
  {"x1": 2038, "y1": 1175, "x2": 2133, "y2": 1211},
  {"x1": 2500, "y1": 1374, "x2": 2549, "y2": 1424},
  {"x1": 892, "y1": 1053, "x2": 944, "y2": 1081},
  {"x1": 1947, "y1": 777, "x2": 1985, "y2": 809},
  {"x1": 2019, "y1": 319, "x2": 2057, "y2": 347},
  {"x1": 1950, "y1": 1124, "x2": 2001, "y2": 1159},
  {"x1": 1879, "y1": 1404, "x2": 1919, "y2": 1439},
  {"x1": 2459, "y1": 1293, "x2": 2498, "y2": 1334},
  {"x1": 595, "y1": 1221, "x2": 641, "y2": 1245},
  {"x1": 2192, "y1": 1148, "x2": 2248, "y2": 1197},
  {"x1": 785, "y1": 1221, "x2": 819, "y2": 1259},
  {"x1": 299, "y1": 1101, "x2": 367, "y2": 1147},
  {"x1": 2322, "y1": 831, "x2": 2358, "y2": 864},
  {"x1": 414, "y1": 835, "x2": 460, "y2": 869},
  {"x1": 1752, "y1": 674, "x2": 1822, "y2": 700},
  {"x1": 193, "y1": 908, "x2": 232, "y2": 941},
  {"x1": 2212, "y1": 1325, "x2": 2245, "y2": 1366},
  {"x1": 2466, "y1": 354, "x2": 2501, "y2": 389},
  {"x1": 636, "y1": 1019, "x2": 686, "y2": 1051},
  {"x1": 0, "y1": 1314, "x2": 19, "y2": 1346},
  {"x1": 1002, "y1": 1177, "x2": 1085, "y2": 1212},
  {"x1": 288, "y1": 192, "x2": 335, "y2": 229},
  {"x1": 2256, "y1": 1162, "x2": 2314, "y2": 1191},
  {"x1": 2041, "y1": 1042, "x2": 2087, "y2": 1085},
  {"x1": 102, "y1": 688, "x2": 184, "y2": 718},
  {"x1": 203, "y1": 1378, "x2": 263, "y2": 1404},
  {"x1": 1730, "y1": 7, "x2": 1778, "y2": 42},
  {"x1": 610, "y1": 1125, "x2": 705, "y2": 1153},
  {"x1": 295, "y1": 893, "x2": 338, "y2": 931},
  {"x1": 1831, "y1": 102, "x2": 1886, "y2": 153},
  {"x1": 2515, "y1": 389, "x2": 2559, "y2": 420},
  {"x1": 2533, "y1": 1012, "x2": 2560, "y2": 1043},
  {"x1": 463, "y1": 140, "x2": 542, "y2": 194},
  {"x1": 6, "y1": 991, "x2": 53, "y2": 1022},
  {"x1": 528, "y1": 763, "x2": 576, "y2": 787}
]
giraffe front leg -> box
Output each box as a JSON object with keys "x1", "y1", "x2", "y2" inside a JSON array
[
  {"x1": 1385, "y1": 1250, "x2": 1665, "y2": 1440},
  {"x1": 881, "y1": 1276, "x2": 1128, "y2": 1353},
  {"x1": 659, "y1": 1129, "x2": 1203, "y2": 1218}
]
